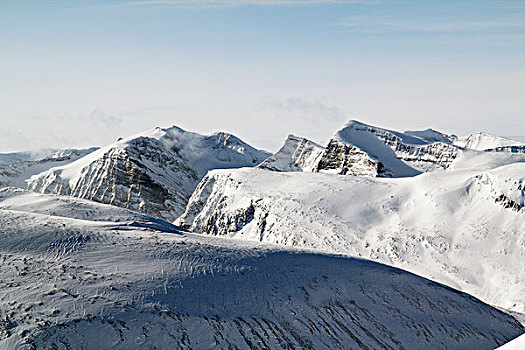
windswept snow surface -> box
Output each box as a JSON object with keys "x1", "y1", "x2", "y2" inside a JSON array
[
  {"x1": 0, "y1": 190, "x2": 522, "y2": 349},
  {"x1": 179, "y1": 162, "x2": 525, "y2": 313},
  {"x1": 27, "y1": 126, "x2": 270, "y2": 221}
]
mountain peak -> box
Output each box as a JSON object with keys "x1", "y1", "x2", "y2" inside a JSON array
[{"x1": 27, "y1": 125, "x2": 271, "y2": 221}]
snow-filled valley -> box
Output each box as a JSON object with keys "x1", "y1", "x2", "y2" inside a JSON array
[{"x1": 1, "y1": 120, "x2": 525, "y2": 348}]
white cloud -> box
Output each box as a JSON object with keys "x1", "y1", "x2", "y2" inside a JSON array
[{"x1": 262, "y1": 97, "x2": 347, "y2": 122}]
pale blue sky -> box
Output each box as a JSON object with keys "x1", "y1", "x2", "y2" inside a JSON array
[{"x1": 1, "y1": 0, "x2": 524, "y2": 152}]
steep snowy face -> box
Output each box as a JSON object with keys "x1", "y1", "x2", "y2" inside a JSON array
[
  {"x1": 258, "y1": 134, "x2": 324, "y2": 172},
  {"x1": 453, "y1": 132, "x2": 524, "y2": 151},
  {"x1": 0, "y1": 191, "x2": 522, "y2": 349},
  {"x1": 0, "y1": 147, "x2": 98, "y2": 188},
  {"x1": 178, "y1": 164, "x2": 525, "y2": 313},
  {"x1": 27, "y1": 126, "x2": 270, "y2": 222}
]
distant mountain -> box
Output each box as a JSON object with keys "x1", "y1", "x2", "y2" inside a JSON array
[
  {"x1": 27, "y1": 126, "x2": 270, "y2": 221},
  {"x1": 260, "y1": 120, "x2": 525, "y2": 178},
  {"x1": 315, "y1": 120, "x2": 463, "y2": 176},
  {"x1": 453, "y1": 132, "x2": 525, "y2": 151},
  {"x1": 0, "y1": 148, "x2": 99, "y2": 188},
  {"x1": 0, "y1": 188, "x2": 522, "y2": 349}
]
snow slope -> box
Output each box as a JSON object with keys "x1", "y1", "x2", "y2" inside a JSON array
[
  {"x1": 0, "y1": 190, "x2": 522, "y2": 349},
  {"x1": 27, "y1": 126, "x2": 270, "y2": 222},
  {"x1": 178, "y1": 162, "x2": 525, "y2": 313}
]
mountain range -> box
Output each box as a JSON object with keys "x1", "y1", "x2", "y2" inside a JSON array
[{"x1": 1, "y1": 120, "x2": 524, "y2": 349}]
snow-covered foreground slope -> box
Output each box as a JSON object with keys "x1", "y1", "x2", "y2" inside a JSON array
[
  {"x1": 178, "y1": 163, "x2": 525, "y2": 313},
  {"x1": 27, "y1": 126, "x2": 270, "y2": 222},
  {"x1": 0, "y1": 148, "x2": 98, "y2": 188},
  {"x1": 0, "y1": 190, "x2": 523, "y2": 349}
]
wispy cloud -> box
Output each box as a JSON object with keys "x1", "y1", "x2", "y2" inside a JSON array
[
  {"x1": 333, "y1": 17, "x2": 525, "y2": 34},
  {"x1": 262, "y1": 97, "x2": 347, "y2": 122}
]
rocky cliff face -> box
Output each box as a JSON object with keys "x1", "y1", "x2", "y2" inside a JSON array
[
  {"x1": 28, "y1": 126, "x2": 270, "y2": 222},
  {"x1": 313, "y1": 139, "x2": 386, "y2": 176}
]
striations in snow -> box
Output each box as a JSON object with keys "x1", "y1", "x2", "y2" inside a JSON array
[
  {"x1": 27, "y1": 126, "x2": 270, "y2": 221},
  {"x1": 0, "y1": 189, "x2": 522, "y2": 349}
]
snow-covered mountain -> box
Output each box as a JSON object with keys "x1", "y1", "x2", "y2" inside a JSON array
[
  {"x1": 0, "y1": 188, "x2": 522, "y2": 349},
  {"x1": 178, "y1": 160, "x2": 525, "y2": 314},
  {"x1": 4, "y1": 119, "x2": 525, "y2": 348},
  {"x1": 0, "y1": 148, "x2": 98, "y2": 188},
  {"x1": 261, "y1": 121, "x2": 525, "y2": 179},
  {"x1": 258, "y1": 134, "x2": 324, "y2": 172},
  {"x1": 27, "y1": 126, "x2": 270, "y2": 222}
]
